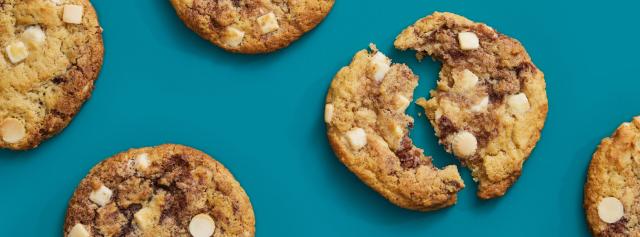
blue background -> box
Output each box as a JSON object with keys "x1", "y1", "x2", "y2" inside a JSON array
[{"x1": 0, "y1": 0, "x2": 638, "y2": 236}]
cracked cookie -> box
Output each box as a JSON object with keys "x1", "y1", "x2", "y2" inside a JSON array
[
  {"x1": 325, "y1": 44, "x2": 464, "y2": 211},
  {"x1": 170, "y1": 0, "x2": 334, "y2": 54},
  {"x1": 585, "y1": 117, "x2": 640, "y2": 236},
  {"x1": 64, "y1": 144, "x2": 255, "y2": 237},
  {"x1": 0, "y1": 0, "x2": 104, "y2": 150},
  {"x1": 395, "y1": 12, "x2": 548, "y2": 199}
]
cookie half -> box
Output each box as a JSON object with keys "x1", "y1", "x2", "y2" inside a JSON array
[
  {"x1": 64, "y1": 144, "x2": 255, "y2": 237},
  {"x1": 395, "y1": 12, "x2": 548, "y2": 199},
  {"x1": 170, "y1": 0, "x2": 334, "y2": 54},
  {"x1": 0, "y1": 0, "x2": 104, "y2": 150},
  {"x1": 325, "y1": 44, "x2": 464, "y2": 211},
  {"x1": 585, "y1": 118, "x2": 640, "y2": 236}
]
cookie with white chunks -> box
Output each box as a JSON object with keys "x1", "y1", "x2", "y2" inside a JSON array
[
  {"x1": 170, "y1": 0, "x2": 334, "y2": 54},
  {"x1": 584, "y1": 117, "x2": 640, "y2": 236},
  {"x1": 394, "y1": 12, "x2": 548, "y2": 199},
  {"x1": 64, "y1": 144, "x2": 255, "y2": 237},
  {"x1": 0, "y1": 0, "x2": 104, "y2": 150},
  {"x1": 325, "y1": 44, "x2": 464, "y2": 211}
]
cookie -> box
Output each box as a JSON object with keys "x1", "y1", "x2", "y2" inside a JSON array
[
  {"x1": 169, "y1": 0, "x2": 334, "y2": 54},
  {"x1": 325, "y1": 44, "x2": 464, "y2": 211},
  {"x1": 64, "y1": 144, "x2": 255, "y2": 237},
  {"x1": 584, "y1": 118, "x2": 640, "y2": 236},
  {"x1": 0, "y1": 0, "x2": 104, "y2": 150},
  {"x1": 395, "y1": 12, "x2": 548, "y2": 199}
]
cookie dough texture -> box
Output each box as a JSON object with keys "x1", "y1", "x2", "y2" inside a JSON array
[
  {"x1": 325, "y1": 45, "x2": 464, "y2": 211},
  {"x1": 64, "y1": 144, "x2": 255, "y2": 237},
  {"x1": 170, "y1": 0, "x2": 334, "y2": 54},
  {"x1": 0, "y1": 0, "x2": 104, "y2": 150},
  {"x1": 395, "y1": 12, "x2": 548, "y2": 199},
  {"x1": 585, "y1": 118, "x2": 640, "y2": 236}
]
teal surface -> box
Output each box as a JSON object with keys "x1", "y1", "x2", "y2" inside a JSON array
[{"x1": 1, "y1": 0, "x2": 638, "y2": 236}]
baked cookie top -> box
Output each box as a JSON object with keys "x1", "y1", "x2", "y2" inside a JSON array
[
  {"x1": 585, "y1": 117, "x2": 640, "y2": 236},
  {"x1": 170, "y1": 0, "x2": 334, "y2": 54},
  {"x1": 395, "y1": 12, "x2": 548, "y2": 199},
  {"x1": 64, "y1": 144, "x2": 255, "y2": 237},
  {"x1": 0, "y1": 0, "x2": 104, "y2": 150},
  {"x1": 325, "y1": 44, "x2": 464, "y2": 211}
]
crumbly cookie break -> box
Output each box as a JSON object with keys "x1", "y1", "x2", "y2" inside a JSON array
[
  {"x1": 0, "y1": 0, "x2": 104, "y2": 150},
  {"x1": 585, "y1": 117, "x2": 640, "y2": 236},
  {"x1": 170, "y1": 0, "x2": 334, "y2": 54},
  {"x1": 325, "y1": 44, "x2": 464, "y2": 211},
  {"x1": 64, "y1": 144, "x2": 255, "y2": 237},
  {"x1": 395, "y1": 12, "x2": 548, "y2": 199}
]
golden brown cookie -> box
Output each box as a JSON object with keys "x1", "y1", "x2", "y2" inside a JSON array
[
  {"x1": 64, "y1": 144, "x2": 255, "y2": 237},
  {"x1": 395, "y1": 12, "x2": 548, "y2": 199},
  {"x1": 584, "y1": 117, "x2": 640, "y2": 236},
  {"x1": 325, "y1": 44, "x2": 464, "y2": 211},
  {"x1": 0, "y1": 0, "x2": 104, "y2": 150},
  {"x1": 170, "y1": 0, "x2": 334, "y2": 54}
]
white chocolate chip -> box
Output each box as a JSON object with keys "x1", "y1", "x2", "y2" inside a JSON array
[
  {"x1": 455, "y1": 69, "x2": 479, "y2": 90},
  {"x1": 370, "y1": 51, "x2": 391, "y2": 82},
  {"x1": 89, "y1": 185, "x2": 112, "y2": 207},
  {"x1": 1, "y1": 118, "x2": 26, "y2": 143},
  {"x1": 598, "y1": 197, "x2": 624, "y2": 223},
  {"x1": 507, "y1": 93, "x2": 530, "y2": 115},
  {"x1": 5, "y1": 41, "x2": 29, "y2": 64},
  {"x1": 346, "y1": 128, "x2": 367, "y2": 150},
  {"x1": 22, "y1": 26, "x2": 46, "y2": 47},
  {"x1": 224, "y1": 26, "x2": 245, "y2": 48},
  {"x1": 257, "y1": 12, "x2": 279, "y2": 34},
  {"x1": 67, "y1": 223, "x2": 90, "y2": 237},
  {"x1": 189, "y1": 213, "x2": 216, "y2": 237},
  {"x1": 324, "y1": 104, "x2": 334, "y2": 123},
  {"x1": 134, "y1": 207, "x2": 159, "y2": 231},
  {"x1": 458, "y1": 32, "x2": 480, "y2": 50},
  {"x1": 470, "y1": 96, "x2": 489, "y2": 112},
  {"x1": 50, "y1": 0, "x2": 63, "y2": 5},
  {"x1": 452, "y1": 131, "x2": 477, "y2": 157},
  {"x1": 135, "y1": 153, "x2": 150, "y2": 170},
  {"x1": 393, "y1": 94, "x2": 410, "y2": 111},
  {"x1": 63, "y1": 5, "x2": 84, "y2": 24}
]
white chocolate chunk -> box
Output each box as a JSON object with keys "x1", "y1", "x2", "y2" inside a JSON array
[
  {"x1": 63, "y1": 5, "x2": 84, "y2": 24},
  {"x1": 1, "y1": 118, "x2": 26, "y2": 143},
  {"x1": 346, "y1": 128, "x2": 367, "y2": 150},
  {"x1": 50, "y1": 0, "x2": 63, "y2": 5},
  {"x1": 5, "y1": 41, "x2": 29, "y2": 64},
  {"x1": 507, "y1": 93, "x2": 530, "y2": 115},
  {"x1": 324, "y1": 104, "x2": 334, "y2": 123},
  {"x1": 134, "y1": 207, "x2": 159, "y2": 230},
  {"x1": 89, "y1": 185, "x2": 113, "y2": 206},
  {"x1": 452, "y1": 131, "x2": 477, "y2": 157},
  {"x1": 370, "y1": 51, "x2": 391, "y2": 82},
  {"x1": 598, "y1": 197, "x2": 624, "y2": 223},
  {"x1": 68, "y1": 223, "x2": 90, "y2": 237},
  {"x1": 456, "y1": 69, "x2": 479, "y2": 90},
  {"x1": 189, "y1": 213, "x2": 216, "y2": 237},
  {"x1": 224, "y1": 26, "x2": 245, "y2": 48},
  {"x1": 22, "y1": 26, "x2": 46, "y2": 46},
  {"x1": 393, "y1": 94, "x2": 410, "y2": 111},
  {"x1": 470, "y1": 96, "x2": 489, "y2": 112},
  {"x1": 458, "y1": 32, "x2": 480, "y2": 50},
  {"x1": 257, "y1": 12, "x2": 279, "y2": 34},
  {"x1": 135, "y1": 153, "x2": 150, "y2": 170}
]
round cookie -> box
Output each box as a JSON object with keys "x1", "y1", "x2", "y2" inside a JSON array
[
  {"x1": 585, "y1": 117, "x2": 640, "y2": 236},
  {"x1": 169, "y1": 0, "x2": 334, "y2": 54},
  {"x1": 0, "y1": 0, "x2": 104, "y2": 150},
  {"x1": 394, "y1": 12, "x2": 548, "y2": 199},
  {"x1": 325, "y1": 44, "x2": 464, "y2": 211},
  {"x1": 64, "y1": 144, "x2": 255, "y2": 237}
]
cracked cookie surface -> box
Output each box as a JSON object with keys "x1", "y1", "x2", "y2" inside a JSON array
[
  {"x1": 64, "y1": 144, "x2": 255, "y2": 237},
  {"x1": 585, "y1": 117, "x2": 640, "y2": 237},
  {"x1": 395, "y1": 12, "x2": 548, "y2": 199},
  {"x1": 325, "y1": 44, "x2": 464, "y2": 211},
  {"x1": 0, "y1": 0, "x2": 104, "y2": 150},
  {"x1": 170, "y1": 0, "x2": 334, "y2": 54}
]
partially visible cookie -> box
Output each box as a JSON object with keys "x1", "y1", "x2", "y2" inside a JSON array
[
  {"x1": 585, "y1": 118, "x2": 640, "y2": 236},
  {"x1": 0, "y1": 0, "x2": 104, "y2": 150},
  {"x1": 64, "y1": 144, "x2": 255, "y2": 237},
  {"x1": 395, "y1": 12, "x2": 548, "y2": 199},
  {"x1": 325, "y1": 44, "x2": 464, "y2": 211},
  {"x1": 170, "y1": 0, "x2": 334, "y2": 54}
]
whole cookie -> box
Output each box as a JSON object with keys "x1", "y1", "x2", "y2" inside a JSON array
[
  {"x1": 0, "y1": 0, "x2": 104, "y2": 150},
  {"x1": 170, "y1": 0, "x2": 334, "y2": 54},
  {"x1": 64, "y1": 144, "x2": 255, "y2": 237},
  {"x1": 585, "y1": 118, "x2": 640, "y2": 236},
  {"x1": 325, "y1": 44, "x2": 464, "y2": 211},
  {"x1": 395, "y1": 12, "x2": 548, "y2": 199}
]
